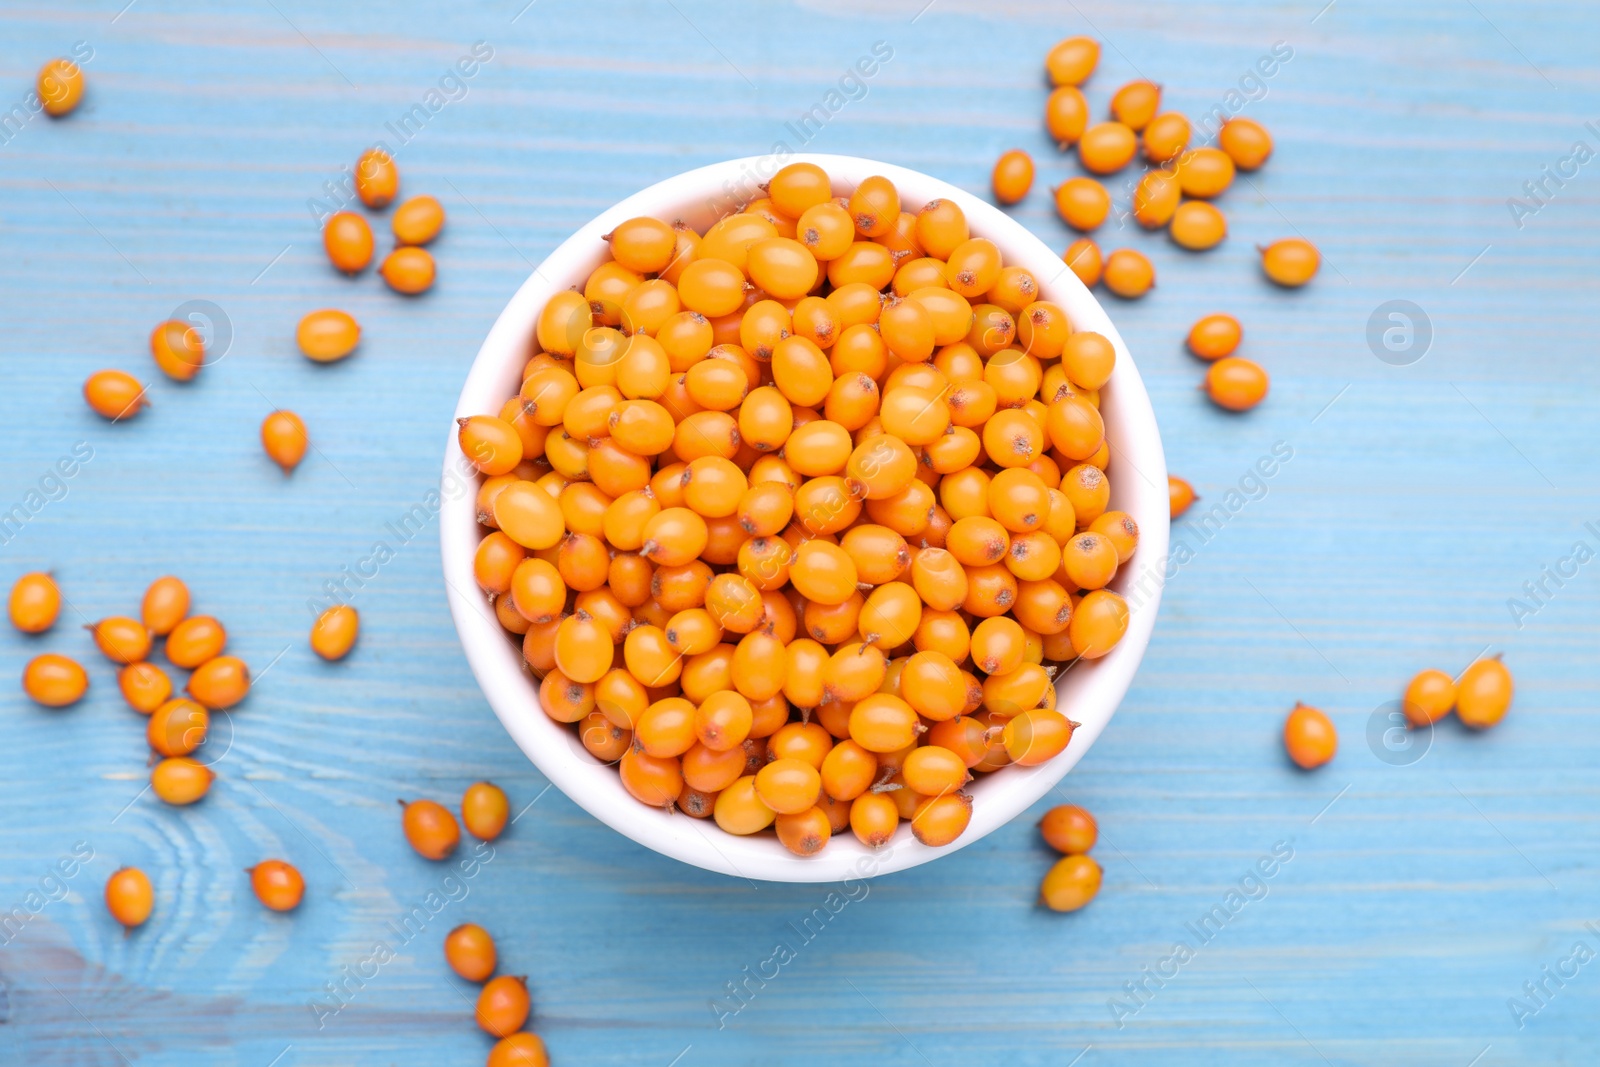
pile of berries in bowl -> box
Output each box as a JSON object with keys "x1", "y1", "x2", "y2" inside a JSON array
[{"x1": 442, "y1": 154, "x2": 1166, "y2": 883}]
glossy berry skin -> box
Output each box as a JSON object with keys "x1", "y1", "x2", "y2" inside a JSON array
[
  {"x1": 250, "y1": 860, "x2": 305, "y2": 911},
  {"x1": 23, "y1": 653, "x2": 88, "y2": 707},
  {"x1": 151, "y1": 757, "x2": 214, "y2": 806},
  {"x1": 488, "y1": 1033, "x2": 549, "y2": 1067},
  {"x1": 1039, "y1": 804, "x2": 1097, "y2": 854},
  {"x1": 105, "y1": 867, "x2": 154, "y2": 927},
  {"x1": 476, "y1": 974, "x2": 531, "y2": 1038},
  {"x1": 355, "y1": 148, "x2": 399, "y2": 208},
  {"x1": 1259, "y1": 238, "x2": 1320, "y2": 287},
  {"x1": 1168, "y1": 475, "x2": 1196, "y2": 518},
  {"x1": 992, "y1": 150, "x2": 1035, "y2": 205},
  {"x1": 393, "y1": 195, "x2": 446, "y2": 245},
  {"x1": 262, "y1": 410, "x2": 309, "y2": 472},
  {"x1": 84, "y1": 370, "x2": 149, "y2": 421},
  {"x1": 1455, "y1": 656, "x2": 1513, "y2": 729},
  {"x1": 323, "y1": 211, "x2": 374, "y2": 273},
  {"x1": 462, "y1": 781, "x2": 510, "y2": 840},
  {"x1": 1040, "y1": 854, "x2": 1101, "y2": 912},
  {"x1": 381, "y1": 247, "x2": 436, "y2": 294},
  {"x1": 1187, "y1": 314, "x2": 1242, "y2": 360},
  {"x1": 445, "y1": 923, "x2": 497, "y2": 982},
  {"x1": 297, "y1": 309, "x2": 362, "y2": 362},
  {"x1": 1402, "y1": 668, "x2": 1456, "y2": 727},
  {"x1": 1204, "y1": 358, "x2": 1269, "y2": 412},
  {"x1": 9, "y1": 572, "x2": 60, "y2": 633},
  {"x1": 311, "y1": 605, "x2": 359, "y2": 660},
  {"x1": 402, "y1": 799, "x2": 461, "y2": 860},
  {"x1": 37, "y1": 59, "x2": 85, "y2": 117},
  {"x1": 142, "y1": 576, "x2": 190, "y2": 636},
  {"x1": 1283, "y1": 703, "x2": 1337, "y2": 769}
]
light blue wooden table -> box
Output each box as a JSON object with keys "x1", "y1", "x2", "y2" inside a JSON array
[{"x1": 2, "y1": 1, "x2": 1597, "y2": 1063}]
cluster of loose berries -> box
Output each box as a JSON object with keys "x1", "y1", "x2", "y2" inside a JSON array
[
  {"x1": 9, "y1": 571, "x2": 307, "y2": 924},
  {"x1": 81, "y1": 148, "x2": 445, "y2": 482},
  {"x1": 444, "y1": 923, "x2": 549, "y2": 1066},
  {"x1": 1037, "y1": 803, "x2": 1102, "y2": 911},
  {"x1": 461, "y1": 159, "x2": 1139, "y2": 855},
  {"x1": 1282, "y1": 657, "x2": 1514, "y2": 771}
]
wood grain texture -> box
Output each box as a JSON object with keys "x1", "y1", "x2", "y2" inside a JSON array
[{"x1": 1, "y1": 0, "x2": 1597, "y2": 1063}]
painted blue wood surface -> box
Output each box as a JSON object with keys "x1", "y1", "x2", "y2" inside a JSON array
[{"x1": 1, "y1": 1, "x2": 1598, "y2": 1063}]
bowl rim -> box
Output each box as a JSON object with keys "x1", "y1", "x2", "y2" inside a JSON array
[{"x1": 441, "y1": 153, "x2": 1168, "y2": 883}]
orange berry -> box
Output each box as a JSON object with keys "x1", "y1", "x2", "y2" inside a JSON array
[
  {"x1": 381, "y1": 246, "x2": 436, "y2": 294},
  {"x1": 1077, "y1": 122, "x2": 1137, "y2": 174},
  {"x1": 1219, "y1": 117, "x2": 1274, "y2": 170},
  {"x1": 1168, "y1": 475, "x2": 1196, "y2": 518},
  {"x1": 1040, "y1": 854, "x2": 1101, "y2": 911},
  {"x1": 1456, "y1": 656, "x2": 1513, "y2": 729},
  {"x1": 323, "y1": 211, "x2": 374, "y2": 272},
  {"x1": 151, "y1": 757, "x2": 214, "y2": 805},
  {"x1": 445, "y1": 922, "x2": 497, "y2": 982},
  {"x1": 83, "y1": 369, "x2": 149, "y2": 421},
  {"x1": 1402, "y1": 668, "x2": 1457, "y2": 728},
  {"x1": 355, "y1": 148, "x2": 399, "y2": 208},
  {"x1": 9, "y1": 572, "x2": 60, "y2": 633},
  {"x1": 150, "y1": 318, "x2": 206, "y2": 381},
  {"x1": 105, "y1": 867, "x2": 154, "y2": 927},
  {"x1": 1040, "y1": 804, "x2": 1097, "y2": 854},
  {"x1": 119, "y1": 661, "x2": 172, "y2": 714},
  {"x1": 1046, "y1": 36, "x2": 1100, "y2": 86},
  {"x1": 1204, "y1": 357, "x2": 1269, "y2": 411},
  {"x1": 37, "y1": 58, "x2": 85, "y2": 117},
  {"x1": 186, "y1": 655, "x2": 251, "y2": 710},
  {"x1": 311, "y1": 605, "x2": 360, "y2": 660},
  {"x1": 250, "y1": 859, "x2": 305, "y2": 911},
  {"x1": 392, "y1": 194, "x2": 446, "y2": 245},
  {"x1": 1259, "y1": 237, "x2": 1320, "y2": 287},
  {"x1": 1284, "y1": 703, "x2": 1337, "y2": 769},
  {"x1": 992, "y1": 150, "x2": 1035, "y2": 205},
  {"x1": 476, "y1": 974, "x2": 531, "y2": 1038},
  {"x1": 1101, "y1": 248, "x2": 1154, "y2": 298},
  {"x1": 463, "y1": 781, "x2": 510, "y2": 840},
  {"x1": 1187, "y1": 313, "x2": 1242, "y2": 360},
  {"x1": 402, "y1": 798, "x2": 461, "y2": 860},
  {"x1": 262, "y1": 410, "x2": 309, "y2": 473},
  {"x1": 488, "y1": 1034, "x2": 550, "y2": 1067},
  {"x1": 296, "y1": 309, "x2": 361, "y2": 362}
]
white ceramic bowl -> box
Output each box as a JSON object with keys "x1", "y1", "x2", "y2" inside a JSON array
[{"x1": 442, "y1": 154, "x2": 1167, "y2": 883}]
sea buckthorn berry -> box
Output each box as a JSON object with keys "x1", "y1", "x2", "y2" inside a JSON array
[
  {"x1": 186, "y1": 655, "x2": 250, "y2": 709},
  {"x1": 1044, "y1": 86, "x2": 1089, "y2": 145},
  {"x1": 540, "y1": 669, "x2": 594, "y2": 724},
  {"x1": 83, "y1": 370, "x2": 149, "y2": 421},
  {"x1": 1219, "y1": 116, "x2": 1274, "y2": 170},
  {"x1": 258, "y1": 409, "x2": 310, "y2": 473},
  {"x1": 587, "y1": 261, "x2": 643, "y2": 328},
  {"x1": 859, "y1": 583, "x2": 922, "y2": 649},
  {"x1": 1040, "y1": 854, "x2": 1101, "y2": 911},
  {"x1": 1143, "y1": 112, "x2": 1191, "y2": 163},
  {"x1": 105, "y1": 868, "x2": 154, "y2": 928},
  {"x1": 1053, "y1": 177, "x2": 1111, "y2": 232},
  {"x1": 1110, "y1": 79, "x2": 1161, "y2": 131},
  {"x1": 682, "y1": 742, "x2": 745, "y2": 794},
  {"x1": 1063, "y1": 531, "x2": 1118, "y2": 590},
  {"x1": 522, "y1": 364, "x2": 582, "y2": 425},
  {"x1": 777, "y1": 806, "x2": 833, "y2": 856},
  {"x1": 249, "y1": 859, "x2": 305, "y2": 912},
  {"x1": 992, "y1": 150, "x2": 1035, "y2": 205},
  {"x1": 489, "y1": 1035, "x2": 550, "y2": 1067},
  {"x1": 1173, "y1": 147, "x2": 1235, "y2": 198},
  {"x1": 119, "y1": 662, "x2": 171, "y2": 714},
  {"x1": 902, "y1": 746, "x2": 970, "y2": 797},
  {"x1": 381, "y1": 246, "x2": 436, "y2": 294},
  {"x1": 323, "y1": 211, "x2": 374, "y2": 272},
  {"x1": 971, "y1": 616, "x2": 1027, "y2": 675},
  {"x1": 796, "y1": 201, "x2": 856, "y2": 263},
  {"x1": 746, "y1": 237, "x2": 820, "y2": 300},
  {"x1": 1260, "y1": 237, "x2": 1321, "y2": 287},
  {"x1": 788, "y1": 540, "x2": 858, "y2": 606},
  {"x1": 1402, "y1": 668, "x2": 1457, "y2": 728},
  {"x1": 714, "y1": 775, "x2": 777, "y2": 835},
  {"x1": 476, "y1": 975, "x2": 531, "y2": 1038},
  {"x1": 1089, "y1": 511, "x2": 1140, "y2": 564},
  {"x1": 1187, "y1": 313, "x2": 1242, "y2": 360},
  {"x1": 1101, "y1": 248, "x2": 1154, "y2": 299},
  {"x1": 848, "y1": 694, "x2": 920, "y2": 753},
  {"x1": 694, "y1": 691, "x2": 753, "y2": 752},
  {"x1": 820, "y1": 739, "x2": 878, "y2": 802},
  {"x1": 463, "y1": 782, "x2": 510, "y2": 840},
  {"x1": 1063, "y1": 331, "x2": 1117, "y2": 391},
  {"x1": 150, "y1": 318, "x2": 206, "y2": 381},
  {"x1": 1078, "y1": 122, "x2": 1137, "y2": 174},
  {"x1": 768, "y1": 162, "x2": 833, "y2": 217},
  {"x1": 135, "y1": 578, "x2": 188, "y2": 638},
  {"x1": 495, "y1": 481, "x2": 567, "y2": 550},
  {"x1": 771, "y1": 335, "x2": 834, "y2": 408},
  {"x1": 1069, "y1": 589, "x2": 1127, "y2": 659},
  {"x1": 901, "y1": 650, "x2": 968, "y2": 721},
  {"x1": 702, "y1": 213, "x2": 778, "y2": 270},
  {"x1": 848, "y1": 175, "x2": 900, "y2": 238},
  {"x1": 1456, "y1": 656, "x2": 1513, "y2": 729},
  {"x1": 1284, "y1": 702, "x2": 1337, "y2": 768},
  {"x1": 908, "y1": 549, "x2": 967, "y2": 613},
  {"x1": 1045, "y1": 396, "x2": 1104, "y2": 461},
  {"x1": 945, "y1": 238, "x2": 1002, "y2": 298},
  {"x1": 402, "y1": 798, "x2": 461, "y2": 860},
  {"x1": 915, "y1": 198, "x2": 969, "y2": 260},
  {"x1": 1046, "y1": 36, "x2": 1100, "y2": 86},
  {"x1": 23, "y1": 653, "x2": 88, "y2": 707},
  {"x1": 1063, "y1": 238, "x2": 1102, "y2": 288},
  {"x1": 296, "y1": 309, "x2": 361, "y2": 362},
  {"x1": 850, "y1": 791, "x2": 900, "y2": 847},
  {"x1": 880, "y1": 296, "x2": 938, "y2": 363},
  {"x1": 1170, "y1": 200, "x2": 1227, "y2": 251},
  {"x1": 1061, "y1": 464, "x2": 1110, "y2": 526},
  {"x1": 846, "y1": 435, "x2": 917, "y2": 501},
  {"x1": 1040, "y1": 804, "x2": 1097, "y2": 854},
  {"x1": 607, "y1": 216, "x2": 676, "y2": 273},
  {"x1": 825, "y1": 642, "x2": 888, "y2": 703},
  {"x1": 89, "y1": 616, "x2": 151, "y2": 665},
  {"x1": 1204, "y1": 357, "x2": 1269, "y2": 412},
  {"x1": 912, "y1": 792, "x2": 972, "y2": 846},
  {"x1": 148, "y1": 698, "x2": 208, "y2": 757},
  {"x1": 755, "y1": 758, "x2": 823, "y2": 814},
  {"x1": 311, "y1": 604, "x2": 360, "y2": 660},
  {"x1": 1132, "y1": 169, "x2": 1180, "y2": 229},
  {"x1": 537, "y1": 291, "x2": 593, "y2": 357},
  {"x1": 948, "y1": 515, "x2": 1010, "y2": 567},
  {"x1": 9, "y1": 572, "x2": 60, "y2": 634},
  {"x1": 618, "y1": 749, "x2": 684, "y2": 807},
  {"x1": 1003, "y1": 708, "x2": 1076, "y2": 765},
  {"x1": 1171, "y1": 476, "x2": 1196, "y2": 518},
  {"x1": 38, "y1": 58, "x2": 85, "y2": 117},
  {"x1": 983, "y1": 409, "x2": 1044, "y2": 469},
  {"x1": 355, "y1": 147, "x2": 399, "y2": 208},
  {"x1": 839, "y1": 525, "x2": 910, "y2": 585},
  {"x1": 445, "y1": 923, "x2": 497, "y2": 982},
  {"x1": 391, "y1": 194, "x2": 445, "y2": 246},
  {"x1": 966, "y1": 303, "x2": 1015, "y2": 358},
  {"x1": 151, "y1": 756, "x2": 214, "y2": 806},
  {"x1": 459, "y1": 415, "x2": 524, "y2": 476},
  {"x1": 555, "y1": 611, "x2": 615, "y2": 683}
]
